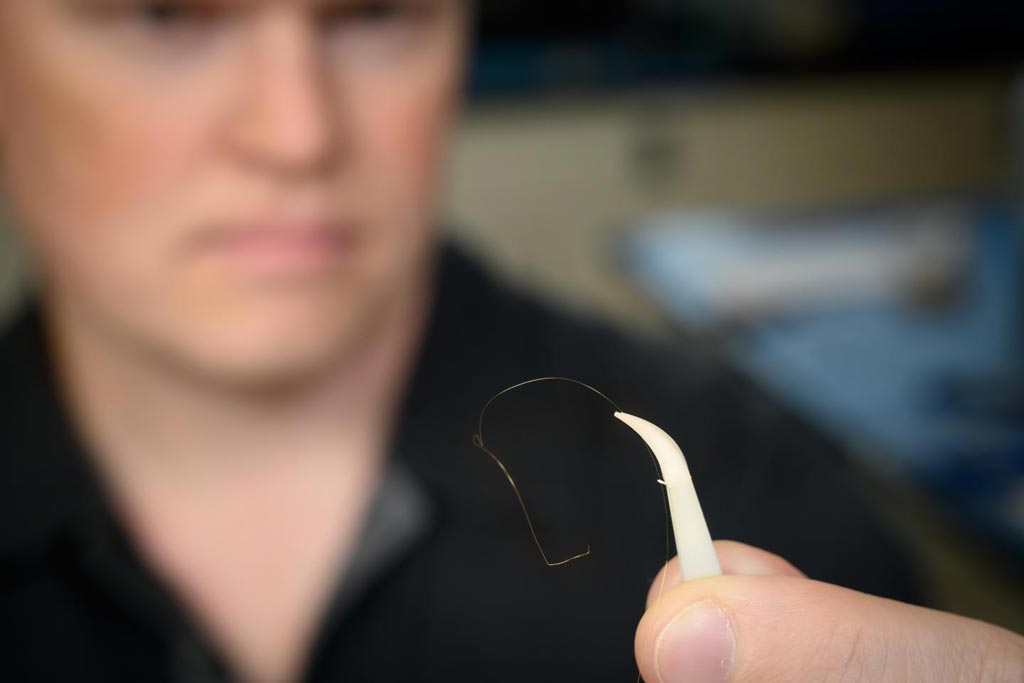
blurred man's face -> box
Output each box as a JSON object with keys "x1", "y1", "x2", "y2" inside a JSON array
[{"x1": 0, "y1": 0, "x2": 466, "y2": 388}]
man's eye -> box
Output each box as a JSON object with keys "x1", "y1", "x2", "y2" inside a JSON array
[
  {"x1": 350, "y1": 1, "x2": 406, "y2": 22},
  {"x1": 321, "y1": 1, "x2": 407, "y2": 24},
  {"x1": 132, "y1": 1, "x2": 222, "y2": 28},
  {"x1": 318, "y1": 0, "x2": 437, "y2": 59},
  {"x1": 320, "y1": 0, "x2": 437, "y2": 33},
  {"x1": 139, "y1": 1, "x2": 189, "y2": 24},
  {"x1": 96, "y1": 0, "x2": 232, "y2": 56}
]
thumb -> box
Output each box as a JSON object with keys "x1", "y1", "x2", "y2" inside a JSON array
[
  {"x1": 647, "y1": 540, "x2": 805, "y2": 608},
  {"x1": 636, "y1": 572, "x2": 1024, "y2": 683}
]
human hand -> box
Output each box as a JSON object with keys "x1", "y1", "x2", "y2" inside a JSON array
[{"x1": 635, "y1": 540, "x2": 1024, "y2": 682}]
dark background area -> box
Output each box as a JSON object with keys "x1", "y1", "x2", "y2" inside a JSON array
[{"x1": 469, "y1": 0, "x2": 1024, "y2": 95}]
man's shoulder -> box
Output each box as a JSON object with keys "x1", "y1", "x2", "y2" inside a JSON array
[
  {"x1": 466, "y1": 264, "x2": 920, "y2": 601},
  {"x1": 0, "y1": 302, "x2": 86, "y2": 558}
]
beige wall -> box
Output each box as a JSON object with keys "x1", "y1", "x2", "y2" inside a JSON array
[{"x1": 444, "y1": 69, "x2": 1011, "y2": 327}]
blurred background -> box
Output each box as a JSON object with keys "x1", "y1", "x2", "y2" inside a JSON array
[{"x1": 2, "y1": 0, "x2": 1023, "y2": 632}]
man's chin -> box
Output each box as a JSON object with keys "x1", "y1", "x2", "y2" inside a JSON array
[
  {"x1": 173, "y1": 331, "x2": 357, "y2": 397},
  {"x1": 148, "y1": 274, "x2": 407, "y2": 395}
]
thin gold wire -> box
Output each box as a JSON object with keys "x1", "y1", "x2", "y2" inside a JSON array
[{"x1": 471, "y1": 376, "x2": 673, "y2": 682}]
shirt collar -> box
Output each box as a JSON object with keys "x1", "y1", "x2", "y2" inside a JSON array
[{"x1": 0, "y1": 302, "x2": 100, "y2": 559}]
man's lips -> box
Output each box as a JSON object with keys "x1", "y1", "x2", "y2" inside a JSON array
[{"x1": 197, "y1": 221, "x2": 357, "y2": 275}]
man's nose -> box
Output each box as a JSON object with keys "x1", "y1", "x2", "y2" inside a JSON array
[{"x1": 228, "y1": 12, "x2": 340, "y2": 178}]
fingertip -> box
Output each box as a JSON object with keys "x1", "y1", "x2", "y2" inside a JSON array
[{"x1": 646, "y1": 557, "x2": 681, "y2": 609}]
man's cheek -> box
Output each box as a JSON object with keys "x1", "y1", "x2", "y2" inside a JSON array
[
  {"x1": 45, "y1": 140, "x2": 198, "y2": 295},
  {"x1": 69, "y1": 120, "x2": 193, "y2": 225},
  {"x1": 368, "y1": 79, "x2": 451, "y2": 171}
]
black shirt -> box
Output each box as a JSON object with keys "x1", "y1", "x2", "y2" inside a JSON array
[{"x1": 0, "y1": 241, "x2": 919, "y2": 682}]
